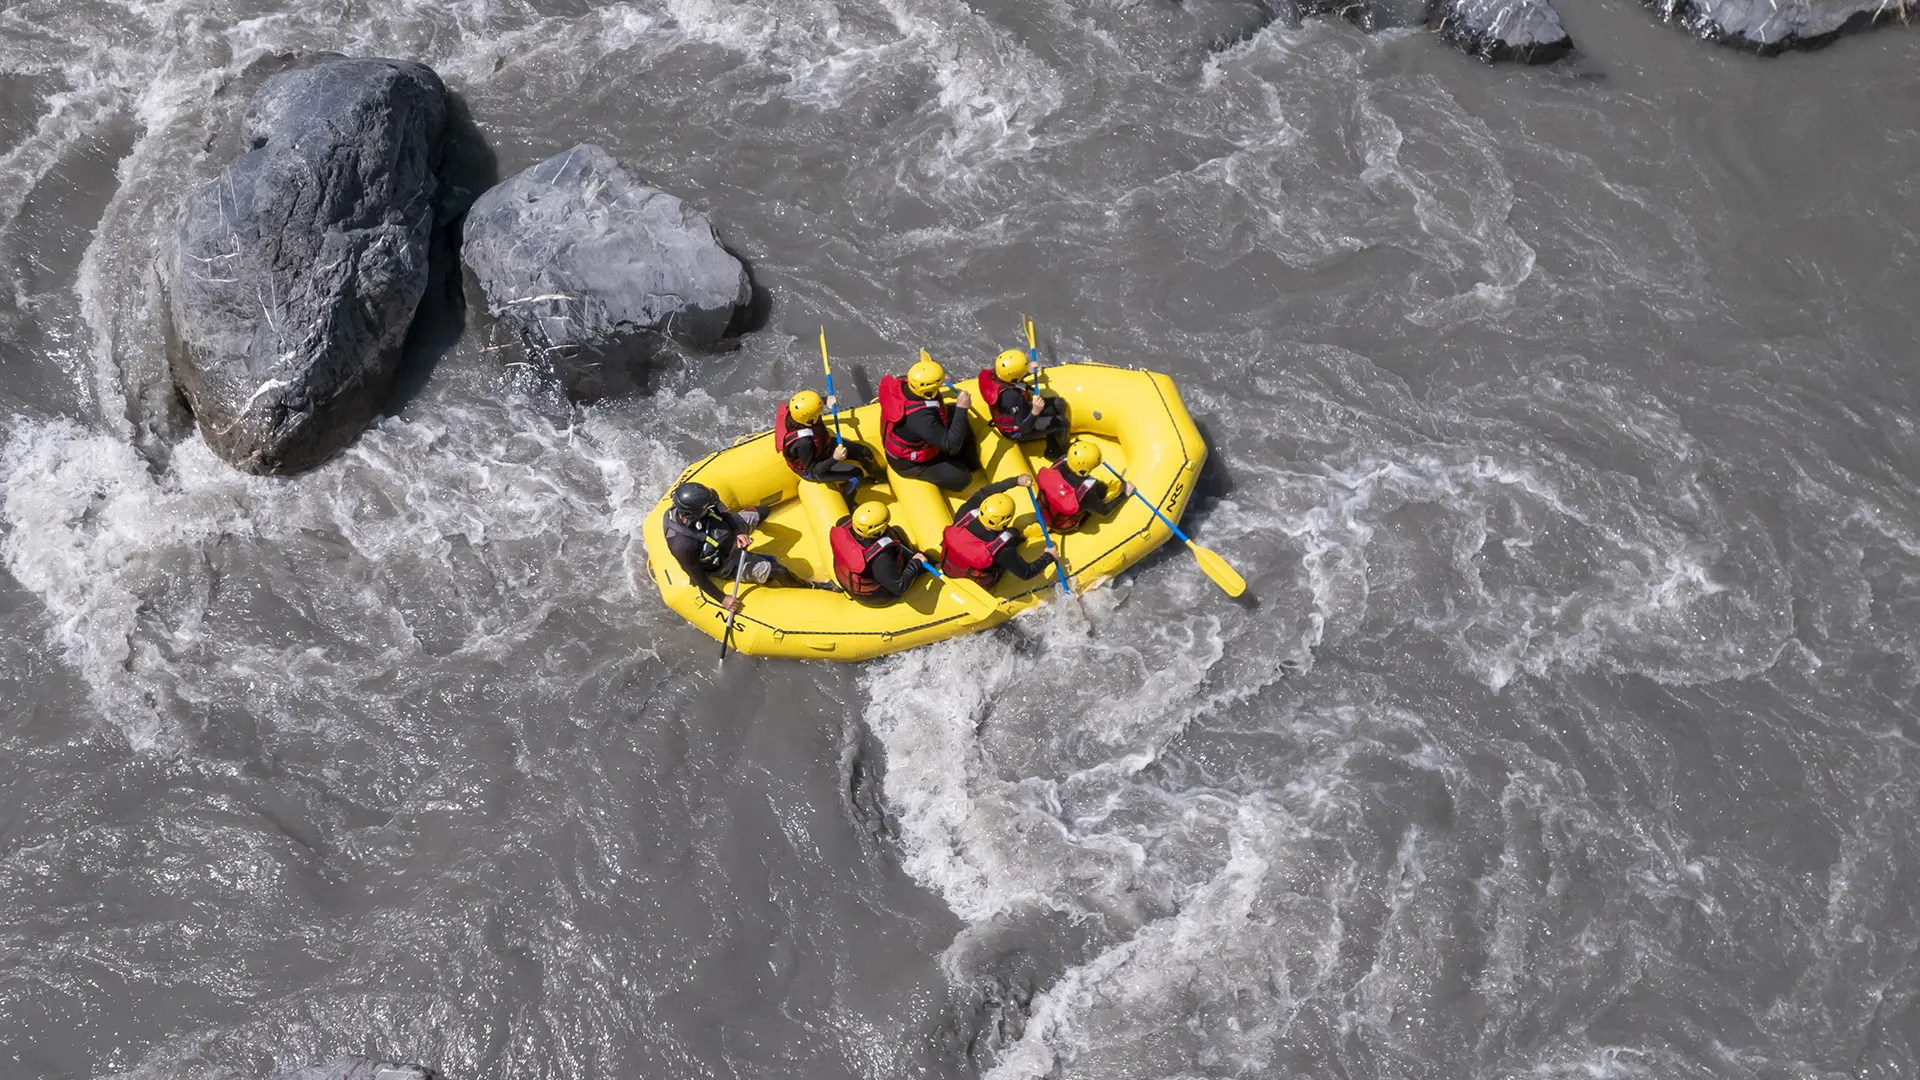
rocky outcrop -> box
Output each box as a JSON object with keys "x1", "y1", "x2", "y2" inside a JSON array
[
  {"x1": 1291, "y1": 0, "x2": 1574, "y2": 63},
  {"x1": 1645, "y1": 0, "x2": 1910, "y2": 52},
  {"x1": 460, "y1": 144, "x2": 753, "y2": 401},
  {"x1": 163, "y1": 56, "x2": 447, "y2": 475},
  {"x1": 269, "y1": 1058, "x2": 439, "y2": 1080},
  {"x1": 1434, "y1": 0, "x2": 1574, "y2": 62}
]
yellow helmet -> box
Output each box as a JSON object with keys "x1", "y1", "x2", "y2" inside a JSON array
[
  {"x1": 978, "y1": 492, "x2": 1017, "y2": 531},
  {"x1": 994, "y1": 349, "x2": 1030, "y2": 384},
  {"x1": 851, "y1": 501, "x2": 891, "y2": 539},
  {"x1": 907, "y1": 354, "x2": 946, "y2": 397},
  {"x1": 1065, "y1": 437, "x2": 1102, "y2": 476},
  {"x1": 789, "y1": 389, "x2": 824, "y2": 425}
]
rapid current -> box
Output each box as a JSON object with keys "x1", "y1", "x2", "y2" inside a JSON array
[{"x1": 2, "y1": 1, "x2": 1917, "y2": 1078}]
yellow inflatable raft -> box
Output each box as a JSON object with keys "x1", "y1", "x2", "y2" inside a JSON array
[{"x1": 642, "y1": 361, "x2": 1207, "y2": 661}]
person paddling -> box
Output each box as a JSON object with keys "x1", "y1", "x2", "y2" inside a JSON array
[
  {"x1": 941, "y1": 476, "x2": 1056, "y2": 588},
  {"x1": 663, "y1": 482, "x2": 830, "y2": 611},
  {"x1": 830, "y1": 501, "x2": 931, "y2": 602},
  {"x1": 1035, "y1": 437, "x2": 1130, "y2": 532},
  {"x1": 776, "y1": 389, "x2": 876, "y2": 496},
  {"x1": 978, "y1": 348, "x2": 1068, "y2": 457},
  {"x1": 879, "y1": 355, "x2": 980, "y2": 491}
]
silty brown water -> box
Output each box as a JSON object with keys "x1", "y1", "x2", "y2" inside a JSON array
[{"x1": 1, "y1": 1, "x2": 1916, "y2": 1077}]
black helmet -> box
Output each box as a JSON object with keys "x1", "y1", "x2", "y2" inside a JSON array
[{"x1": 672, "y1": 482, "x2": 719, "y2": 517}]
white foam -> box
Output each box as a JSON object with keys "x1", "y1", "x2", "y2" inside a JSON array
[
  {"x1": 871, "y1": 0, "x2": 1065, "y2": 190},
  {"x1": 0, "y1": 420, "x2": 256, "y2": 746}
]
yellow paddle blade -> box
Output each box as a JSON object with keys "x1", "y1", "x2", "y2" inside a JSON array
[
  {"x1": 819, "y1": 326, "x2": 831, "y2": 374},
  {"x1": 920, "y1": 347, "x2": 933, "y2": 365},
  {"x1": 1187, "y1": 540, "x2": 1247, "y2": 598},
  {"x1": 942, "y1": 576, "x2": 1001, "y2": 622},
  {"x1": 1025, "y1": 316, "x2": 1036, "y2": 351}
]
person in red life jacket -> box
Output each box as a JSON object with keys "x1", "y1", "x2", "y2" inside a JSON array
[
  {"x1": 941, "y1": 476, "x2": 1056, "y2": 588},
  {"x1": 1035, "y1": 437, "x2": 1131, "y2": 532},
  {"x1": 776, "y1": 389, "x2": 876, "y2": 497},
  {"x1": 662, "y1": 482, "x2": 835, "y2": 611},
  {"x1": 978, "y1": 349, "x2": 1068, "y2": 458},
  {"x1": 879, "y1": 354, "x2": 980, "y2": 491},
  {"x1": 830, "y1": 501, "x2": 930, "y2": 602}
]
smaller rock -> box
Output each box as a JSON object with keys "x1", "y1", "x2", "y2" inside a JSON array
[
  {"x1": 461, "y1": 144, "x2": 753, "y2": 401},
  {"x1": 1646, "y1": 0, "x2": 1909, "y2": 52},
  {"x1": 1434, "y1": 0, "x2": 1574, "y2": 62},
  {"x1": 269, "y1": 1057, "x2": 439, "y2": 1080}
]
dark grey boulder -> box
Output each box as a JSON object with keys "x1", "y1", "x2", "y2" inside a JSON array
[
  {"x1": 1299, "y1": 0, "x2": 1434, "y2": 32},
  {"x1": 460, "y1": 144, "x2": 753, "y2": 401},
  {"x1": 163, "y1": 56, "x2": 447, "y2": 475},
  {"x1": 1645, "y1": 0, "x2": 1910, "y2": 52},
  {"x1": 1291, "y1": 0, "x2": 1573, "y2": 62},
  {"x1": 269, "y1": 1058, "x2": 439, "y2": 1080},
  {"x1": 1433, "y1": 0, "x2": 1574, "y2": 62}
]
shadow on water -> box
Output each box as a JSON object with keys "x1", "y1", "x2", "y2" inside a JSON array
[
  {"x1": 1192, "y1": 415, "x2": 1234, "y2": 502},
  {"x1": 846, "y1": 363, "x2": 877, "y2": 404},
  {"x1": 389, "y1": 88, "x2": 498, "y2": 416},
  {"x1": 723, "y1": 245, "x2": 774, "y2": 340}
]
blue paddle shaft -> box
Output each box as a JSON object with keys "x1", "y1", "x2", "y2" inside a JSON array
[
  {"x1": 1104, "y1": 462, "x2": 1190, "y2": 545},
  {"x1": 1026, "y1": 486, "x2": 1073, "y2": 595},
  {"x1": 1026, "y1": 321, "x2": 1042, "y2": 396},
  {"x1": 823, "y1": 371, "x2": 845, "y2": 446}
]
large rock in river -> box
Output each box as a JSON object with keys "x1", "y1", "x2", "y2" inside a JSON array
[
  {"x1": 1291, "y1": 0, "x2": 1573, "y2": 63},
  {"x1": 1433, "y1": 0, "x2": 1573, "y2": 62},
  {"x1": 460, "y1": 144, "x2": 753, "y2": 401},
  {"x1": 1645, "y1": 0, "x2": 1909, "y2": 52},
  {"x1": 164, "y1": 56, "x2": 447, "y2": 475},
  {"x1": 269, "y1": 1057, "x2": 439, "y2": 1080}
]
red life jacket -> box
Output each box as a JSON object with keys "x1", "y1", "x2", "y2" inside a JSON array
[
  {"x1": 830, "y1": 518, "x2": 905, "y2": 597},
  {"x1": 1037, "y1": 463, "x2": 1104, "y2": 532},
  {"x1": 941, "y1": 510, "x2": 1009, "y2": 584},
  {"x1": 879, "y1": 375, "x2": 949, "y2": 463},
  {"x1": 773, "y1": 405, "x2": 830, "y2": 475},
  {"x1": 975, "y1": 368, "x2": 1028, "y2": 436}
]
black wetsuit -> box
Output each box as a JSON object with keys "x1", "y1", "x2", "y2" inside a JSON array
[
  {"x1": 664, "y1": 507, "x2": 771, "y2": 601},
  {"x1": 1052, "y1": 464, "x2": 1127, "y2": 520},
  {"x1": 954, "y1": 478, "x2": 1056, "y2": 581},
  {"x1": 783, "y1": 426, "x2": 876, "y2": 487},
  {"x1": 990, "y1": 385, "x2": 1069, "y2": 457},
  {"x1": 864, "y1": 544, "x2": 924, "y2": 599},
  {"x1": 889, "y1": 398, "x2": 980, "y2": 491}
]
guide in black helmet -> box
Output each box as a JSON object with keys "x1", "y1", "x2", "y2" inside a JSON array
[{"x1": 662, "y1": 482, "x2": 831, "y2": 609}]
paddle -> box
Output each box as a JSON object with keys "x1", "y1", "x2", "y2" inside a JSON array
[
  {"x1": 1024, "y1": 485, "x2": 1072, "y2": 596},
  {"x1": 719, "y1": 546, "x2": 750, "y2": 660},
  {"x1": 818, "y1": 326, "x2": 845, "y2": 448},
  {"x1": 919, "y1": 559, "x2": 1002, "y2": 623},
  {"x1": 940, "y1": 359, "x2": 986, "y2": 422},
  {"x1": 1103, "y1": 463, "x2": 1247, "y2": 598},
  {"x1": 1026, "y1": 481, "x2": 1093, "y2": 631}
]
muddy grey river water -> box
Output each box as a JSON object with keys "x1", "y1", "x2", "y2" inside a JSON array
[{"x1": 3, "y1": 1, "x2": 1918, "y2": 1078}]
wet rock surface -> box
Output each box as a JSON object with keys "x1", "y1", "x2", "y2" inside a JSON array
[
  {"x1": 1646, "y1": 0, "x2": 1911, "y2": 52},
  {"x1": 163, "y1": 55, "x2": 448, "y2": 475},
  {"x1": 460, "y1": 143, "x2": 753, "y2": 401},
  {"x1": 1434, "y1": 0, "x2": 1574, "y2": 62},
  {"x1": 1291, "y1": 0, "x2": 1575, "y2": 64}
]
